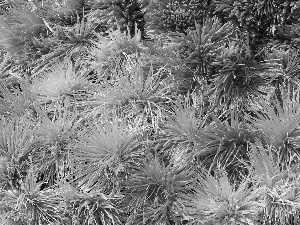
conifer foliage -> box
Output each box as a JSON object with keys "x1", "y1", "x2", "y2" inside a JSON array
[{"x1": 2, "y1": 0, "x2": 300, "y2": 224}]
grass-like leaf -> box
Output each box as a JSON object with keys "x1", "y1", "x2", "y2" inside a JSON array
[
  {"x1": 0, "y1": 81, "x2": 34, "y2": 119},
  {"x1": 30, "y1": 58, "x2": 93, "y2": 105},
  {"x1": 196, "y1": 108, "x2": 256, "y2": 183},
  {"x1": 70, "y1": 108, "x2": 146, "y2": 193},
  {"x1": 181, "y1": 169, "x2": 262, "y2": 225},
  {"x1": 30, "y1": 98, "x2": 84, "y2": 186},
  {"x1": 123, "y1": 153, "x2": 194, "y2": 224},
  {"x1": 0, "y1": 117, "x2": 36, "y2": 191},
  {"x1": 0, "y1": 167, "x2": 63, "y2": 225},
  {"x1": 178, "y1": 16, "x2": 236, "y2": 76},
  {"x1": 0, "y1": 1, "x2": 47, "y2": 65},
  {"x1": 57, "y1": 180, "x2": 123, "y2": 225},
  {"x1": 249, "y1": 89, "x2": 300, "y2": 165},
  {"x1": 248, "y1": 142, "x2": 300, "y2": 224},
  {"x1": 88, "y1": 54, "x2": 175, "y2": 129},
  {"x1": 210, "y1": 45, "x2": 276, "y2": 108}
]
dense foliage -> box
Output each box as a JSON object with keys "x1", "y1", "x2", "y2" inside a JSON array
[{"x1": 1, "y1": 0, "x2": 300, "y2": 224}]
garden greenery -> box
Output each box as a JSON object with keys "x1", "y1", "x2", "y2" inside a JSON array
[{"x1": 2, "y1": 0, "x2": 300, "y2": 224}]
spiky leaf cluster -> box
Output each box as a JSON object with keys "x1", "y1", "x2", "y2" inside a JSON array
[
  {"x1": 84, "y1": 0, "x2": 148, "y2": 39},
  {"x1": 176, "y1": 16, "x2": 236, "y2": 79},
  {"x1": 146, "y1": 0, "x2": 212, "y2": 34},
  {"x1": 214, "y1": 0, "x2": 300, "y2": 36}
]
